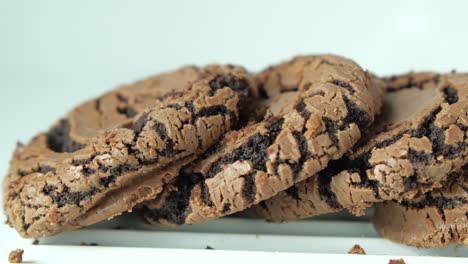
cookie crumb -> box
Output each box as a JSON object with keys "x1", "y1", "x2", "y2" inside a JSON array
[
  {"x1": 32, "y1": 239, "x2": 39, "y2": 245},
  {"x1": 388, "y1": 259, "x2": 406, "y2": 264},
  {"x1": 205, "y1": 245, "x2": 214, "y2": 250},
  {"x1": 8, "y1": 249, "x2": 24, "y2": 263},
  {"x1": 347, "y1": 244, "x2": 366, "y2": 254},
  {"x1": 80, "y1": 242, "x2": 99, "y2": 246}
]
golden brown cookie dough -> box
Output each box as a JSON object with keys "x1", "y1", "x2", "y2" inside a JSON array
[
  {"x1": 253, "y1": 73, "x2": 468, "y2": 222},
  {"x1": 374, "y1": 170, "x2": 467, "y2": 248},
  {"x1": 3, "y1": 65, "x2": 256, "y2": 238},
  {"x1": 142, "y1": 54, "x2": 385, "y2": 226}
]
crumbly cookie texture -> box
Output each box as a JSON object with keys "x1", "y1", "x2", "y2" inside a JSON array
[
  {"x1": 388, "y1": 259, "x2": 406, "y2": 264},
  {"x1": 253, "y1": 72, "x2": 468, "y2": 222},
  {"x1": 142, "y1": 54, "x2": 384, "y2": 226},
  {"x1": 347, "y1": 244, "x2": 366, "y2": 254},
  {"x1": 374, "y1": 170, "x2": 467, "y2": 248},
  {"x1": 3, "y1": 65, "x2": 256, "y2": 238},
  {"x1": 8, "y1": 249, "x2": 24, "y2": 263}
]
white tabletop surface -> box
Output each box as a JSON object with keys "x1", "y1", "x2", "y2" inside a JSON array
[{"x1": 1, "y1": 0, "x2": 468, "y2": 262}]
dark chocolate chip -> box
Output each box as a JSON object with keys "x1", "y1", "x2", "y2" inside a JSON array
[
  {"x1": 153, "y1": 121, "x2": 176, "y2": 156},
  {"x1": 144, "y1": 172, "x2": 205, "y2": 225},
  {"x1": 343, "y1": 96, "x2": 370, "y2": 130},
  {"x1": 401, "y1": 195, "x2": 467, "y2": 210},
  {"x1": 258, "y1": 84, "x2": 269, "y2": 99},
  {"x1": 117, "y1": 106, "x2": 138, "y2": 118},
  {"x1": 205, "y1": 118, "x2": 285, "y2": 178},
  {"x1": 95, "y1": 99, "x2": 102, "y2": 113},
  {"x1": 43, "y1": 184, "x2": 98, "y2": 207},
  {"x1": 285, "y1": 185, "x2": 301, "y2": 201},
  {"x1": 99, "y1": 164, "x2": 133, "y2": 187},
  {"x1": 222, "y1": 203, "x2": 231, "y2": 213},
  {"x1": 289, "y1": 131, "x2": 309, "y2": 177},
  {"x1": 317, "y1": 159, "x2": 346, "y2": 209},
  {"x1": 200, "y1": 182, "x2": 214, "y2": 207},
  {"x1": 331, "y1": 80, "x2": 355, "y2": 94},
  {"x1": 295, "y1": 100, "x2": 311, "y2": 121},
  {"x1": 209, "y1": 75, "x2": 249, "y2": 96},
  {"x1": 132, "y1": 113, "x2": 149, "y2": 135},
  {"x1": 46, "y1": 119, "x2": 86, "y2": 153},
  {"x1": 242, "y1": 172, "x2": 257, "y2": 203},
  {"x1": 72, "y1": 158, "x2": 92, "y2": 166},
  {"x1": 116, "y1": 93, "x2": 128, "y2": 103},
  {"x1": 443, "y1": 86, "x2": 459, "y2": 104}
]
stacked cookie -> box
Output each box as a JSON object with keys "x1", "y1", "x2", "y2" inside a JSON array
[{"x1": 3, "y1": 55, "x2": 467, "y2": 248}]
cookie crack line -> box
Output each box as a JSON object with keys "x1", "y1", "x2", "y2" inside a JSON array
[
  {"x1": 4, "y1": 65, "x2": 256, "y2": 238},
  {"x1": 253, "y1": 72, "x2": 467, "y2": 222},
  {"x1": 142, "y1": 54, "x2": 384, "y2": 226}
]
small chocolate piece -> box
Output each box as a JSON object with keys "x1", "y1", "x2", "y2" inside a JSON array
[
  {"x1": 347, "y1": 244, "x2": 366, "y2": 254},
  {"x1": 253, "y1": 73, "x2": 468, "y2": 222},
  {"x1": 142, "y1": 55, "x2": 385, "y2": 226},
  {"x1": 4, "y1": 65, "x2": 256, "y2": 238},
  {"x1": 8, "y1": 249, "x2": 24, "y2": 263},
  {"x1": 374, "y1": 171, "x2": 467, "y2": 248}
]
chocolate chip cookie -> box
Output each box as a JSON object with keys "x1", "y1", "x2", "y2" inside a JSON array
[
  {"x1": 3, "y1": 65, "x2": 255, "y2": 238},
  {"x1": 142, "y1": 55, "x2": 385, "y2": 226},
  {"x1": 374, "y1": 170, "x2": 467, "y2": 248},
  {"x1": 253, "y1": 73, "x2": 468, "y2": 222}
]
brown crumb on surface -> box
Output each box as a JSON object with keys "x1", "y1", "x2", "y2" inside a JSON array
[
  {"x1": 80, "y1": 242, "x2": 99, "y2": 246},
  {"x1": 347, "y1": 244, "x2": 366, "y2": 254},
  {"x1": 8, "y1": 249, "x2": 24, "y2": 263},
  {"x1": 389, "y1": 259, "x2": 406, "y2": 264},
  {"x1": 32, "y1": 239, "x2": 39, "y2": 245}
]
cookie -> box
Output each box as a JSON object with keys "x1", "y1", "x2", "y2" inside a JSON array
[
  {"x1": 3, "y1": 65, "x2": 256, "y2": 238},
  {"x1": 142, "y1": 54, "x2": 384, "y2": 226},
  {"x1": 253, "y1": 73, "x2": 468, "y2": 222},
  {"x1": 374, "y1": 170, "x2": 467, "y2": 248}
]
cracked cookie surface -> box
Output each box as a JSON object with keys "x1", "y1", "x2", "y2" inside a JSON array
[
  {"x1": 3, "y1": 65, "x2": 255, "y2": 238},
  {"x1": 374, "y1": 170, "x2": 467, "y2": 248},
  {"x1": 142, "y1": 54, "x2": 384, "y2": 226},
  {"x1": 253, "y1": 73, "x2": 468, "y2": 222}
]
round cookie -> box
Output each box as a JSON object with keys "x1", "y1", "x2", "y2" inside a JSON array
[
  {"x1": 142, "y1": 54, "x2": 384, "y2": 226},
  {"x1": 374, "y1": 170, "x2": 467, "y2": 248},
  {"x1": 253, "y1": 72, "x2": 468, "y2": 222},
  {"x1": 3, "y1": 65, "x2": 255, "y2": 238}
]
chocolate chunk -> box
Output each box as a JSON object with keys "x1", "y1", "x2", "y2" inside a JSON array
[
  {"x1": 332, "y1": 79, "x2": 355, "y2": 94},
  {"x1": 46, "y1": 119, "x2": 85, "y2": 153}
]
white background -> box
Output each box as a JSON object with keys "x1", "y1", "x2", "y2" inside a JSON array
[{"x1": 1, "y1": 0, "x2": 468, "y2": 262}]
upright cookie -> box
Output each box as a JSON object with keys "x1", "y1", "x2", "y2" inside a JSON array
[
  {"x1": 142, "y1": 54, "x2": 384, "y2": 226},
  {"x1": 374, "y1": 170, "x2": 467, "y2": 248},
  {"x1": 253, "y1": 73, "x2": 468, "y2": 222},
  {"x1": 3, "y1": 65, "x2": 255, "y2": 238}
]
